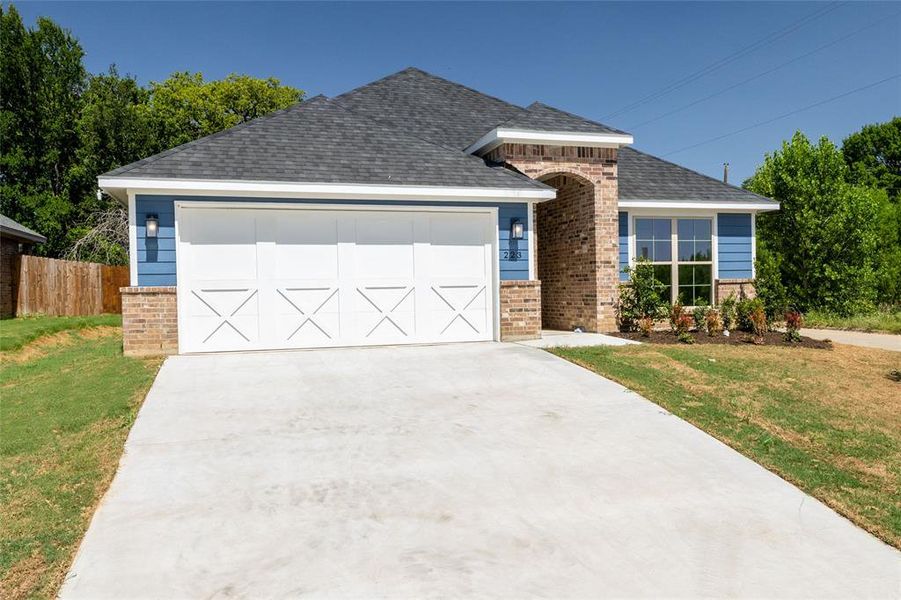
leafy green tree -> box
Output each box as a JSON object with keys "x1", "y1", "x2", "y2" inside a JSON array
[
  {"x1": 1, "y1": 5, "x2": 86, "y2": 256},
  {"x1": 1, "y1": 5, "x2": 303, "y2": 261},
  {"x1": 842, "y1": 118, "x2": 901, "y2": 304},
  {"x1": 148, "y1": 72, "x2": 302, "y2": 147},
  {"x1": 843, "y1": 117, "x2": 901, "y2": 201},
  {"x1": 745, "y1": 132, "x2": 881, "y2": 315}
]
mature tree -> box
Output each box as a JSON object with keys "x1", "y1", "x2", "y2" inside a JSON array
[
  {"x1": 147, "y1": 72, "x2": 302, "y2": 147},
  {"x1": 0, "y1": 5, "x2": 86, "y2": 256},
  {"x1": 745, "y1": 132, "x2": 882, "y2": 315},
  {"x1": 1, "y1": 5, "x2": 304, "y2": 261},
  {"x1": 843, "y1": 117, "x2": 901, "y2": 201},
  {"x1": 841, "y1": 118, "x2": 901, "y2": 304}
]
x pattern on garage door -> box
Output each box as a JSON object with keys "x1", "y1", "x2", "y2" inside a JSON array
[{"x1": 177, "y1": 207, "x2": 496, "y2": 353}]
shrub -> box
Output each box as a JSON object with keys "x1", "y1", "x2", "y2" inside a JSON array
[
  {"x1": 720, "y1": 293, "x2": 738, "y2": 331},
  {"x1": 754, "y1": 243, "x2": 789, "y2": 321},
  {"x1": 692, "y1": 299, "x2": 709, "y2": 333},
  {"x1": 737, "y1": 297, "x2": 765, "y2": 332},
  {"x1": 750, "y1": 305, "x2": 767, "y2": 344},
  {"x1": 784, "y1": 310, "x2": 803, "y2": 343},
  {"x1": 677, "y1": 330, "x2": 695, "y2": 344},
  {"x1": 705, "y1": 309, "x2": 723, "y2": 336},
  {"x1": 617, "y1": 259, "x2": 667, "y2": 331},
  {"x1": 638, "y1": 316, "x2": 654, "y2": 337},
  {"x1": 669, "y1": 303, "x2": 685, "y2": 333}
]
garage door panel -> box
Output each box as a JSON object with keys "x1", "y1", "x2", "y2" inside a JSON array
[
  {"x1": 178, "y1": 207, "x2": 494, "y2": 353},
  {"x1": 273, "y1": 213, "x2": 340, "y2": 280}
]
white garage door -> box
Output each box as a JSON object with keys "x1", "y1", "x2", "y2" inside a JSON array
[{"x1": 176, "y1": 205, "x2": 496, "y2": 353}]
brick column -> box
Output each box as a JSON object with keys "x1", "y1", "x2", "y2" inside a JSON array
[
  {"x1": 121, "y1": 286, "x2": 178, "y2": 356},
  {"x1": 499, "y1": 280, "x2": 541, "y2": 341},
  {"x1": 488, "y1": 144, "x2": 620, "y2": 332}
]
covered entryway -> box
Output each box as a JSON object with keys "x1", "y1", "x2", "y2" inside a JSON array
[{"x1": 176, "y1": 204, "x2": 496, "y2": 353}]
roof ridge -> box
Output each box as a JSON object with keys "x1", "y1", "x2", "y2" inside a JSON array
[
  {"x1": 623, "y1": 147, "x2": 773, "y2": 202},
  {"x1": 104, "y1": 100, "x2": 309, "y2": 177},
  {"x1": 336, "y1": 66, "x2": 527, "y2": 113}
]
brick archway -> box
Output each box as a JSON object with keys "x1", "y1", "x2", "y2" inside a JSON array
[{"x1": 486, "y1": 144, "x2": 620, "y2": 332}]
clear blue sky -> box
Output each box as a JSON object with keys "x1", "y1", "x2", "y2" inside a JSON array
[{"x1": 13, "y1": 1, "x2": 901, "y2": 184}]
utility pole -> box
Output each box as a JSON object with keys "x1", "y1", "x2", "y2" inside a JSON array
[{"x1": 723, "y1": 162, "x2": 730, "y2": 184}]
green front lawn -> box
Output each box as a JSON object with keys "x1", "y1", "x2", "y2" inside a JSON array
[
  {"x1": 552, "y1": 342, "x2": 901, "y2": 549},
  {"x1": 0, "y1": 318, "x2": 163, "y2": 599},
  {"x1": 0, "y1": 315, "x2": 122, "y2": 352},
  {"x1": 805, "y1": 307, "x2": 901, "y2": 334}
]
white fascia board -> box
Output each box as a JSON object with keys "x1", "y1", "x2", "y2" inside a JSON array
[
  {"x1": 98, "y1": 177, "x2": 557, "y2": 203},
  {"x1": 465, "y1": 127, "x2": 634, "y2": 154},
  {"x1": 618, "y1": 199, "x2": 779, "y2": 212}
]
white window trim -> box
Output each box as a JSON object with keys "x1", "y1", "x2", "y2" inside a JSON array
[
  {"x1": 127, "y1": 190, "x2": 138, "y2": 286},
  {"x1": 631, "y1": 213, "x2": 718, "y2": 305}
]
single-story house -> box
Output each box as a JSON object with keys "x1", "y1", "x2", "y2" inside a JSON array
[
  {"x1": 0, "y1": 215, "x2": 46, "y2": 318},
  {"x1": 98, "y1": 67, "x2": 778, "y2": 356}
]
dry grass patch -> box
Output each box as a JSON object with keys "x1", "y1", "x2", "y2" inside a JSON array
[{"x1": 551, "y1": 342, "x2": 901, "y2": 549}]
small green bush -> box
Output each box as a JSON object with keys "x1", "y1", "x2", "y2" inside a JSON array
[
  {"x1": 692, "y1": 299, "x2": 709, "y2": 333},
  {"x1": 720, "y1": 293, "x2": 738, "y2": 331},
  {"x1": 737, "y1": 297, "x2": 765, "y2": 332},
  {"x1": 617, "y1": 259, "x2": 667, "y2": 331}
]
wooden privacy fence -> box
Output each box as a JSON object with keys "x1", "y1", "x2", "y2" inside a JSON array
[{"x1": 15, "y1": 255, "x2": 130, "y2": 316}]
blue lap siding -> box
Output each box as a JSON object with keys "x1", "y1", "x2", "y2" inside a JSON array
[
  {"x1": 717, "y1": 213, "x2": 753, "y2": 279},
  {"x1": 134, "y1": 195, "x2": 530, "y2": 286},
  {"x1": 618, "y1": 212, "x2": 629, "y2": 281}
]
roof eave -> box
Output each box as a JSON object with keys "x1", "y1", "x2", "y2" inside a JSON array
[
  {"x1": 0, "y1": 225, "x2": 46, "y2": 244},
  {"x1": 466, "y1": 127, "x2": 634, "y2": 156},
  {"x1": 98, "y1": 177, "x2": 557, "y2": 203},
  {"x1": 618, "y1": 199, "x2": 780, "y2": 211}
]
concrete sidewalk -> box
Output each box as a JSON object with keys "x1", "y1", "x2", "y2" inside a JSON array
[
  {"x1": 803, "y1": 328, "x2": 901, "y2": 351},
  {"x1": 61, "y1": 343, "x2": 899, "y2": 599}
]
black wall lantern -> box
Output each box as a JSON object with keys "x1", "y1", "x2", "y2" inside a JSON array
[
  {"x1": 510, "y1": 219, "x2": 524, "y2": 240},
  {"x1": 145, "y1": 214, "x2": 159, "y2": 238}
]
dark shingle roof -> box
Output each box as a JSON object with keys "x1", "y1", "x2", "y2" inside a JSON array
[
  {"x1": 335, "y1": 67, "x2": 526, "y2": 150},
  {"x1": 0, "y1": 215, "x2": 45, "y2": 243},
  {"x1": 499, "y1": 102, "x2": 630, "y2": 136},
  {"x1": 103, "y1": 96, "x2": 549, "y2": 190},
  {"x1": 618, "y1": 147, "x2": 776, "y2": 205}
]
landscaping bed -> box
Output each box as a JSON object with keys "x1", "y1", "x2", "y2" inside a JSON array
[{"x1": 613, "y1": 329, "x2": 831, "y2": 349}]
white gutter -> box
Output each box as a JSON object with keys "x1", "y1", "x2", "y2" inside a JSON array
[
  {"x1": 465, "y1": 127, "x2": 634, "y2": 155},
  {"x1": 618, "y1": 200, "x2": 779, "y2": 211},
  {"x1": 98, "y1": 177, "x2": 557, "y2": 204}
]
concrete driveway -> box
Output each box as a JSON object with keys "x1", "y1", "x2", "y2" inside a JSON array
[{"x1": 62, "y1": 343, "x2": 898, "y2": 599}]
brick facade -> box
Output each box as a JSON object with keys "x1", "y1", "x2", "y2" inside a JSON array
[
  {"x1": 121, "y1": 286, "x2": 178, "y2": 356},
  {"x1": 498, "y1": 280, "x2": 541, "y2": 341},
  {"x1": 1, "y1": 238, "x2": 20, "y2": 318},
  {"x1": 487, "y1": 143, "x2": 619, "y2": 332},
  {"x1": 716, "y1": 279, "x2": 756, "y2": 303}
]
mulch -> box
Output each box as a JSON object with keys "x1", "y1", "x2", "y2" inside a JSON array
[{"x1": 612, "y1": 329, "x2": 832, "y2": 349}]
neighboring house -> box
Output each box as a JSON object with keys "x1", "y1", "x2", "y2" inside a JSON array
[
  {"x1": 0, "y1": 215, "x2": 46, "y2": 318},
  {"x1": 98, "y1": 67, "x2": 777, "y2": 356}
]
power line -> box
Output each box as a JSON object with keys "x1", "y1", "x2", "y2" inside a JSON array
[
  {"x1": 600, "y1": 2, "x2": 847, "y2": 120},
  {"x1": 627, "y1": 10, "x2": 901, "y2": 130},
  {"x1": 661, "y1": 74, "x2": 901, "y2": 157}
]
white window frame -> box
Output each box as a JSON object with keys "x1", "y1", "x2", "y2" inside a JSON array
[{"x1": 629, "y1": 210, "x2": 719, "y2": 306}]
